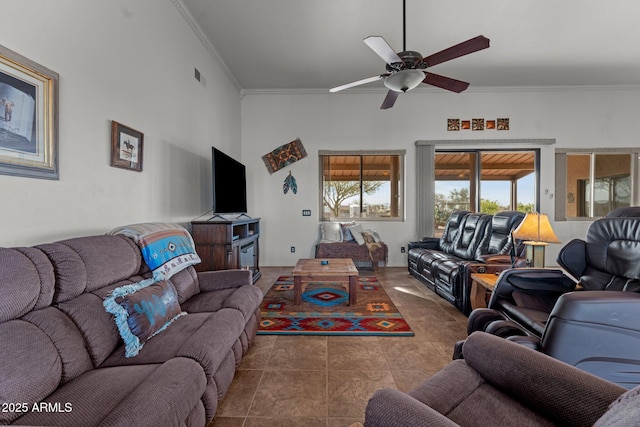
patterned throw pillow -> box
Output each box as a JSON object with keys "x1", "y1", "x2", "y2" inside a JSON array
[
  {"x1": 103, "y1": 278, "x2": 186, "y2": 357},
  {"x1": 340, "y1": 222, "x2": 357, "y2": 241}
]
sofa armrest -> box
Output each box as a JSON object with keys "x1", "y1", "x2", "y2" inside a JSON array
[
  {"x1": 365, "y1": 388, "x2": 460, "y2": 427},
  {"x1": 463, "y1": 332, "x2": 625, "y2": 426},
  {"x1": 476, "y1": 254, "x2": 527, "y2": 267},
  {"x1": 99, "y1": 357, "x2": 206, "y2": 426},
  {"x1": 197, "y1": 269, "x2": 252, "y2": 292},
  {"x1": 489, "y1": 268, "x2": 576, "y2": 304},
  {"x1": 549, "y1": 290, "x2": 640, "y2": 324}
]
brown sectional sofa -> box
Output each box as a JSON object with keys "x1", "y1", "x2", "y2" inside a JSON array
[{"x1": 0, "y1": 233, "x2": 263, "y2": 426}]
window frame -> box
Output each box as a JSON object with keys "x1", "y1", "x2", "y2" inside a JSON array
[
  {"x1": 415, "y1": 139, "x2": 553, "y2": 238},
  {"x1": 555, "y1": 148, "x2": 639, "y2": 221},
  {"x1": 318, "y1": 149, "x2": 406, "y2": 222},
  {"x1": 434, "y1": 148, "x2": 540, "y2": 214}
]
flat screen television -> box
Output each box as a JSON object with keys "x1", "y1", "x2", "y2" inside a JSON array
[{"x1": 212, "y1": 147, "x2": 247, "y2": 215}]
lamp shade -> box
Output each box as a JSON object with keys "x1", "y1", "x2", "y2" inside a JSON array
[
  {"x1": 384, "y1": 69, "x2": 425, "y2": 93},
  {"x1": 513, "y1": 212, "x2": 560, "y2": 244}
]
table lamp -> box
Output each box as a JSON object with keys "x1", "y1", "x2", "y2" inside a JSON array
[{"x1": 512, "y1": 212, "x2": 560, "y2": 267}]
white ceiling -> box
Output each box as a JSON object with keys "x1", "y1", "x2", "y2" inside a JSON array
[{"x1": 181, "y1": 0, "x2": 640, "y2": 91}]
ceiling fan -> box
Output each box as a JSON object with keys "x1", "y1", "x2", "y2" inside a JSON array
[{"x1": 330, "y1": 0, "x2": 490, "y2": 109}]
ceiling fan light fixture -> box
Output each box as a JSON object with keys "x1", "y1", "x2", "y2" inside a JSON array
[{"x1": 384, "y1": 69, "x2": 425, "y2": 92}]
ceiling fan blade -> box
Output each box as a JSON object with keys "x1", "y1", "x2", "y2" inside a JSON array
[
  {"x1": 330, "y1": 75, "x2": 385, "y2": 93},
  {"x1": 380, "y1": 90, "x2": 399, "y2": 109},
  {"x1": 423, "y1": 73, "x2": 470, "y2": 93},
  {"x1": 364, "y1": 36, "x2": 403, "y2": 65},
  {"x1": 423, "y1": 35, "x2": 490, "y2": 67}
]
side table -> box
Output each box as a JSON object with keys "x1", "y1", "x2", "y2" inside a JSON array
[{"x1": 470, "y1": 273, "x2": 499, "y2": 310}]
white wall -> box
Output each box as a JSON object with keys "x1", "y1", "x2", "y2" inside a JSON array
[
  {"x1": 241, "y1": 87, "x2": 640, "y2": 266},
  {"x1": 0, "y1": 0, "x2": 240, "y2": 246}
]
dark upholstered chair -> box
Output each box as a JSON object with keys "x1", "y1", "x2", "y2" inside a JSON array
[
  {"x1": 464, "y1": 215, "x2": 640, "y2": 388},
  {"x1": 408, "y1": 210, "x2": 525, "y2": 314},
  {"x1": 365, "y1": 332, "x2": 638, "y2": 427}
]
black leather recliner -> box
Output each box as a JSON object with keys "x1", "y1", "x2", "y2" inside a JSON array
[
  {"x1": 463, "y1": 214, "x2": 640, "y2": 388},
  {"x1": 408, "y1": 210, "x2": 525, "y2": 314}
]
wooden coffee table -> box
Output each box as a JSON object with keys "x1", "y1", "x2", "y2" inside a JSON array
[{"x1": 292, "y1": 258, "x2": 359, "y2": 306}]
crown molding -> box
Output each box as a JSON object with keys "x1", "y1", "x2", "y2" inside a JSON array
[
  {"x1": 171, "y1": 0, "x2": 242, "y2": 93},
  {"x1": 241, "y1": 84, "x2": 640, "y2": 96}
]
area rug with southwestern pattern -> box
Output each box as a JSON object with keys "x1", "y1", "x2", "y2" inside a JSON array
[{"x1": 257, "y1": 276, "x2": 414, "y2": 336}]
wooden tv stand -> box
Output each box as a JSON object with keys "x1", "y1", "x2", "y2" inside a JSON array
[{"x1": 191, "y1": 216, "x2": 261, "y2": 283}]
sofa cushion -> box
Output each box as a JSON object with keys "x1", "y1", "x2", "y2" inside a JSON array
[
  {"x1": 486, "y1": 211, "x2": 525, "y2": 255},
  {"x1": 319, "y1": 222, "x2": 342, "y2": 243},
  {"x1": 12, "y1": 358, "x2": 206, "y2": 427},
  {"x1": 103, "y1": 278, "x2": 186, "y2": 357},
  {"x1": 169, "y1": 267, "x2": 200, "y2": 303},
  {"x1": 438, "y1": 210, "x2": 469, "y2": 253},
  {"x1": 348, "y1": 224, "x2": 366, "y2": 245},
  {"x1": 0, "y1": 247, "x2": 55, "y2": 322},
  {"x1": 181, "y1": 284, "x2": 264, "y2": 321},
  {"x1": 21, "y1": 307, "x2": 93, "y2": 384},
  {"x1": 0, "y1": 320, "x2": 62, "y2": 425},
  {"x1": 340, "y1": 221, "x2": 357, "y2": 241},
  {"x1": 37, "y1": 235, "x2": 142, "y2": 303},
  {"x1": 451, "y1": 213, "x2": 492, "y2": 260}
]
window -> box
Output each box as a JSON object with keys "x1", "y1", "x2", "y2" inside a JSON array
[
  {"x1": 434, "y1": 150, "x2": 538, "y2": 233},
  {"x1": 319, "y1": 151, "x2": 405, "y2": 221},
  {"x1": 557, "y1": 151, "x2": 635, "y2": 219}
]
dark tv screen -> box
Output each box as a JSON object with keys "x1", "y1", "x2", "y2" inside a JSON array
[{"x1": 212, "y1": 147, "x2": 247, "y2": 214}]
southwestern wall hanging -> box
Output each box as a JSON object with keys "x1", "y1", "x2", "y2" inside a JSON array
[{"x1": 262, "y1": 137, "x2": 307, "y2": 174}]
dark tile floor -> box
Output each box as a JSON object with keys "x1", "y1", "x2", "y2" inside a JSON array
[{"x1": 210, "y1": 266, "x2": 468, "y2": 427}]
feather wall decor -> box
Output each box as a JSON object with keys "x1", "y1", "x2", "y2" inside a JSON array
[{"x1": 283, "y1": 171, "x2": 297, "y2": 194}]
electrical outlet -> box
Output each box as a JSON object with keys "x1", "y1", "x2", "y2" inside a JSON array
[
  {"x1": 302, "y1": 209, "x2": 311, "y2": 216},
  {"x1": 400, "y1": 246, "x2": 406, "y2": 253},
  {"x1": 290, "y1": 246, "x2": 295, "y2": 253}
]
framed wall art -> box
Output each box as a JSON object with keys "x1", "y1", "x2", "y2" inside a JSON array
[
  {"x1": 110, "y1": 120, "x2": 143, "y2": 172},
  {"x1": 0, "y1": 44, "x2": 59, "y2": 180}
]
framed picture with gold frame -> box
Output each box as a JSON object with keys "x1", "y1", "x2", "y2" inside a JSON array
[
  {"x1": 110, "y1": 121, "x2": 144, "y2": 172},
  {"x1": 0, "y1": 44, "x2": 59, "y2": 180}
]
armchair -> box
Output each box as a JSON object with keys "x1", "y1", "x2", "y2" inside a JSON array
[
  {"x1": 365, "y1": 332, "x2": 636, "y2": 427},
  {"x1": 463, "y1": 215, "x2": 640, "y2": 387}
]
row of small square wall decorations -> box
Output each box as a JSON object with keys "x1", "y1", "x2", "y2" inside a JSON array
[{"x1": 447, "y1": 118, "x2": 510, "y2": 131}]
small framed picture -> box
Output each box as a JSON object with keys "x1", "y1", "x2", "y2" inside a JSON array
[
  {"x1": 486, "y1": 120, "x2": 496, "y2": 130},
  {"x1": 0, "y1": 44, "x2": 59, "y2": 180},
  {"x1": 461, "y1": 120, "x2": 471, "y2": 130},
  {"x1": 111, "y1": 121, "x2": 143, "y2": 172},
  {"x1": 497, "y1": 118, "x2": 510, "y2": 131}
]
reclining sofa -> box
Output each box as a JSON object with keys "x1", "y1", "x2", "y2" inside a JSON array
[
  {"x1": 0, "y1": 231, "x2": 263, "y2": 426},
  {"x1": 365, "y1": 331, "x2": 638, "y2": 427},
  {"x1": 465, "y1": 213, "x2": 640, "y2": 388},
  {"x1": 408, "y1": 210, "x2": 525, "y2": 314}
]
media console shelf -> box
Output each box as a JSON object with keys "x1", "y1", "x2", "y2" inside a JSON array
[{"x1": 191, "y1": 216, "x2": 261, "y2": 283}]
